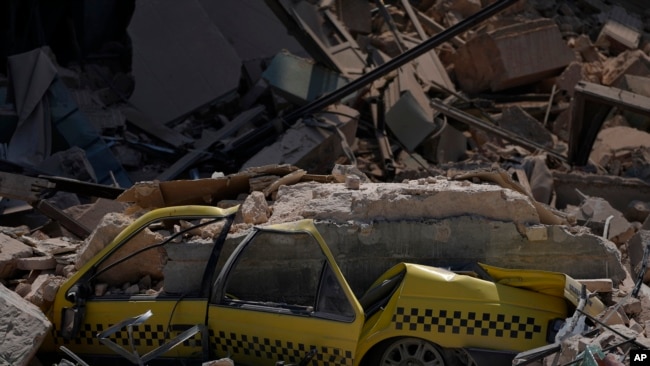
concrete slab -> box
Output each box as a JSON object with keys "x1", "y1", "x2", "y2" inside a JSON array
[{"x1": 127, "y1": 0, "x2": 241, "y2": 125}]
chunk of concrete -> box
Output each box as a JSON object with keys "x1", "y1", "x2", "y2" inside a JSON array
[
  {"x1": 453, "y1": 19, "x2": 575, "y2": 93},
  {"x1": 0, "y1": 233, "x2": 33, "y2": 279},
  {"x1": 569, "y1": 194, "x2": 634, "y2": 245},
  {"x1": 75, "y1": 212, "x2": 133, "y2": 269},
  {"x1": 591, "y1": 127, "x2": 650, "y2": 169},
  {"x1": 24, "y1": 273, "x2": 65, "y2": 310},
  {"x1": 596, "y1": 20, "x2": 642, "y2": 53},
  {"x1": 601, "y1": 50, "x2": 650, "y2": 87},
  {"x1": 241, "y1": 191, "x2": 270, "y2": 225},
  {"x1": 16, "y1": 256, "x2": 57, "y2": 271},
  {"x1": 68, "y1": 198, "x2": 130, "y2": 231},
  {"x1": 94, "y1": 227, "x2": 165, "y2": 286},
  {"x1": 163, "y1": 241, "x2": 214, "y2": 294},
  {"x1": 0, "y1": 283, "x2": 51, "y2": 366},
  {"x1": 269, "y1": 178, "x2": 542, "y2": 225},
  {"x1": 595, "y1": 6, "x2": 643, "y2": 54}
]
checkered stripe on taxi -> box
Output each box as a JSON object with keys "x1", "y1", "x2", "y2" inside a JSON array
[
  {"x1": 54, "y1": 323, "x2": 203, "y2": 348},
  {"x1": 392, "y1": 307, "x2": 543, "y2": 339},
  {"x1": 211, "y1": 330, "x2": 353, "y2": 366}
]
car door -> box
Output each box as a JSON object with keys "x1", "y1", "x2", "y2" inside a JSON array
[
  {"x1": 49, "y1": 206, "x2": 237, "y2": 362},
  {"x1": 207, "y1": 220, "x2": 365, "y2": 366}
]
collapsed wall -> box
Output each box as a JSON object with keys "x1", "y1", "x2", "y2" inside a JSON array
[{"x1": 251, "y1": 178, "x2": 626, "y2": 295}]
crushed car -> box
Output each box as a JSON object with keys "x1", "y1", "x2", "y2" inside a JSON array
[{"x1": 40, "y1": 205, "x2": 605, "y2": 365}]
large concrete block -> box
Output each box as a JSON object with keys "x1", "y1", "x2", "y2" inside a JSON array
[
  {"x1": 453, "y1": 19, "x2": 575, "y2": 93},
  {"x1": 270, "y1": 178, "x2": 541, "y2": 225},
  {"x1": 0, "y1": 283, "x2": 51, "y2": 366},
  {"x1": 163, "y1": 241, "x2": 214, "y2": 294},
  {"x1": 314, "y1": 219, "x2": 625, "y2": 295}
]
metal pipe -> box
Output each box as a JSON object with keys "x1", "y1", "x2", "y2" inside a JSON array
[
  {"x1": 429, "y1": 98, "x2": 568, "y2": 162},
  {"x1": 281, "y1": 0, "x2": 520, "y2": 125}
]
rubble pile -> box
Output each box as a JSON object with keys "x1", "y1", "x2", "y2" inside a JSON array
[{"x1": 0, "y1": 0, "x2": 650, "y2": 364}]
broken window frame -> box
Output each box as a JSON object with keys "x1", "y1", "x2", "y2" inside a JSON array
[
  {"x1": 65, "y1": 211, "x2": 236, "y2": 305},
  {"x1": 213, "y1": 226, "x2": 356, "y2": 323}
]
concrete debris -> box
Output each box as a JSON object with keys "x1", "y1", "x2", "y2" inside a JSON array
[
  {"x1": 1, "y1": 0, "x2": 650, "y2": 364},
  {"x1": 567, "y1": 193, "x2": 634, "y2": 245},
  {"x1": 241, "y1": 191, "x2": 270, "y2": 225},
  {"x1": 0, "y1": 283, "x2": 51, "y2": 366},
  {"x1": 453, "y1": 19, "x2": 575, "y2": 93},
  {"x1": 0, "y1": 233, "x2": 33, "y2": 279}
]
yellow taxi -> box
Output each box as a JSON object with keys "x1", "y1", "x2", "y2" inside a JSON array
[{"x1": 41, "y1": 205, "x2": 604, "y2": 365}]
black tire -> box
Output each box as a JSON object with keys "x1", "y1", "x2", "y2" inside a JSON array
[{"x1": 375, "y1": 337, "x2": 448, "y2": 366}]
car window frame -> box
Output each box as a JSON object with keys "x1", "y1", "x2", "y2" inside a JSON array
[{"x1": 212, "y1": 226, "x2": 358, "y2": 323}]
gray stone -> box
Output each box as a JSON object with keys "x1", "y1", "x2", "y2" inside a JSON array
[{"x1": 0, "y1": 283, "x2": 51, "y2": 366}]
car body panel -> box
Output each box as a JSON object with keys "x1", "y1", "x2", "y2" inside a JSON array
[
  {"x1": 42, "y1": 205, "x2": 239, "y2": 358},
  {"x1": 355, "y1": 263, "x2": 569, "y2": 359}
]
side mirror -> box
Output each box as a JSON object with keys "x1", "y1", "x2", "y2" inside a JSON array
[{"x1": 60, "y1": 306, "x2": 85, "y2": 340}]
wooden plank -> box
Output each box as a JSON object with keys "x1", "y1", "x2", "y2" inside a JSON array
[
  {"x1": 511, "y1": 168, "x2": 533, "y2": 197},
  {"x1": 35, "y1": 200, "x2": 92, "y2": 239},
  {"x1": 0, "y1": 172, "x2": 54, "y2": 203}
]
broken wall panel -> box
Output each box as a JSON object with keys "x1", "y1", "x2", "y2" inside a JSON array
[
  {"x1": 553, "y1": 172, "x2": 650, "y2": 213},
  {"x1": 127, "y1": 0, "x2": 241, "y2": 125},
  {"x1": 453, "y1": 19, "x2": 575, "y2": 93},
  {"x1": 198, "y1": 0, "x2": 306, "y2": 61}
]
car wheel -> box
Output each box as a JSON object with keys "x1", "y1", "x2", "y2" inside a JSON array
[{"x1": 378, "y1": 338, "x2": 447, "y2": 366}]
